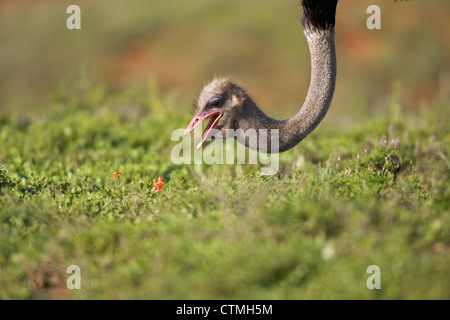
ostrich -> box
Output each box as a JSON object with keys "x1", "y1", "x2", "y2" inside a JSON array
[{"x1": 184, "y1": 0, "x2": 338, "y2": 153}]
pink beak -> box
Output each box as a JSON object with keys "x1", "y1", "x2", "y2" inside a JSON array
[{"x1": 184, "y1": 108, "x2": 223, "y2": 148}]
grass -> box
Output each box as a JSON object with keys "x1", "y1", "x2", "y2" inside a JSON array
[{"x1": 0, "y1": 77, "x2": 449, "y2": 299}]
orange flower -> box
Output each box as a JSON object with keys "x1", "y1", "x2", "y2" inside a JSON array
[
  {"x1": 152, "y1": 176, "x2": 164, "y2": 193},
  {"x1": 113, "y1": 171, "x2": 122, "y2": 180}
]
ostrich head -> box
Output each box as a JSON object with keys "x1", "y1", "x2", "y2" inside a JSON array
[{"x1": 184, "y1": 77, "x2": 249, "y2": 148}]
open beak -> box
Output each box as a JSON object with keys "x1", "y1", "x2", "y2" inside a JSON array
[{"x1": 184, "y1": 108, "x2": 223, "y2": 149}]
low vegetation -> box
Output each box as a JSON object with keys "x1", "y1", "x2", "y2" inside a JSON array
[{"x1": 0, "y1": 79, "x2": 448, "y2": 299}]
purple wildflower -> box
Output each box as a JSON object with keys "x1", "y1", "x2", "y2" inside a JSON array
[{"x1": 392, "y1": 138, "x2": 399, "y2": 147}]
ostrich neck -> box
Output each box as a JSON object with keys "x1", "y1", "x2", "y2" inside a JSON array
[{"x1": 238, "y1": 28, "x2": 336, "y2": 153}]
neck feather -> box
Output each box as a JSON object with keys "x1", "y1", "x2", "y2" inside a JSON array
[
  {"x1": 281, "y1": 28, "x2": 336, "y2": 151},
  {"x1": 236, "y1": 28, "x2": 336, "y2": 153}
]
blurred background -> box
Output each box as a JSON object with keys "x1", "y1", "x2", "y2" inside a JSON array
[{"x1": 0, "y1": 0, "x2": 449, "y2": 122}]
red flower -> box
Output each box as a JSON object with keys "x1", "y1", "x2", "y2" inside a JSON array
[
  {"x1": 153, "y1": 176, "x2": 164, "y2": 193},
  {"x1": 114, "y1": 171, "x2": 122, "y2": 180}
]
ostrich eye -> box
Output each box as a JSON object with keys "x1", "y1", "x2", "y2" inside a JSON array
[{"x1": 207, "y1": 97, "x2": 221, "y2": 108}]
